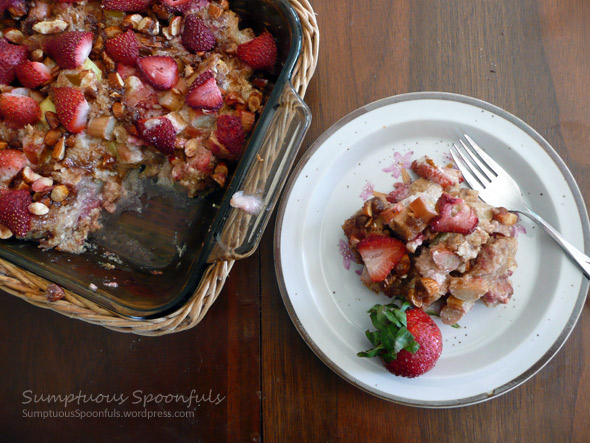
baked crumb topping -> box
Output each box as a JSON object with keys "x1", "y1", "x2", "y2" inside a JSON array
[{"x1": 0, "y1": 0, "x2": 277, "y2": 253}]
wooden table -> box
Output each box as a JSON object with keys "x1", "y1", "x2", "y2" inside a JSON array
[{"x1": 1, "y1": 0, "x2": 589, "y2": 441}]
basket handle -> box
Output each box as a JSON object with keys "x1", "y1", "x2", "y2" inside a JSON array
[{"x1": 208, "y1": 81, "x2": 311, "y2": 262}]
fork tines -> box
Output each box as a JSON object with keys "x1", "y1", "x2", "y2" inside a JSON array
[{"x1": 450, "y1": 135, "x2": 504, "y2": 191}]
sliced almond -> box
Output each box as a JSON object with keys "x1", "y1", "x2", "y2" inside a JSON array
[
  {"x1": 122, "y1": 14, "x2": 143, "y2": 30},
  {"x1": 31, "y1": 49, "x2": 44, "y2": 62},
  {"x1": 247, "y1": 93, "x2": 262, "y2": 112},
  {"x1": 44, "y1": 128, "x2": 62, "y2": 146},
  {"x1": 51, "y1": 185, "x2": 69, "y2": 202},
  {"x1": 401, "y1": 168, "x2": 411, "y2": 184},
  {"x1": 52, "y1": 136, "x2": 66, "y2": 160},
  {"x1": 0, "y1": 224, "x2": 13, "y2": 239},
  {"x1": 112, "y1": 101, "x2": 125, "y2": 119},
  {"x1": 104, "y1": 26, "x2": 123, "y2": 39},
  {"x1": 208, "y1": 3, "x2": 223, "y2": 18},
  {"x1": 102, "y1": 52, "x2": 116, "y2": 72},
  {"x1": 138, "y1": 17, "x2": 160, "y2": 36},
  {"x1": 4, "y1": 28, "x2": 24, "y2": 44},
  {"x1": 108, "y1": 72, "x2": 125, "y2": 89},
  {"x1": 22, "y1": 166, "x2": 42, "y2": 183},
  {"x1": 45, "y1": 111, "x2": 60, "y2": 129},
  {"x1": 32, "y1": 177, "x2": 53, "y2": 193},
  {"x1": 184, "y1": 139, "x2": 200, "y2": 157},
  {"x1": 28, "y1": 202, "x2": 49, "y2": 216},
  {"x1": 33, "y1": 19, "x2": 68, "y2": 35},
  {"x1": 169, "y1": 16, "x2": 182, "y2": 36}
]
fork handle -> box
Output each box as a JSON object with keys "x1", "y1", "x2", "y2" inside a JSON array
[{"x1": 518, "y1": 208, "x2": 590, "y2": 279}]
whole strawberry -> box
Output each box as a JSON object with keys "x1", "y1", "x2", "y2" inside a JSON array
[{"x1": 358, "y1": 301, "x2": 442, "y2": 378}]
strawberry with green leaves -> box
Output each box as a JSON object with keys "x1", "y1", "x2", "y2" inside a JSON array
[{"x1": 358, "y1": 300, "x2": 442, "y2": 378}]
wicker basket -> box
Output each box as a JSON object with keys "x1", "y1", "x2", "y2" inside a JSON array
[{"x1": 0, "y1": 0, "x2": 319, "y2": 336}]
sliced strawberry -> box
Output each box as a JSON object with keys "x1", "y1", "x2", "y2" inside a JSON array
[
  {"x1": 161, "y1": 0, "x2": 207, "y2": 13},
  {"x1": 117, "y1": 63, "x2": 137, "y2": 80},
  {"x1": 101, "y1": 0, "x2": 152, "y2": 11},
  {"x1": 0, "y1": 189, "x2": 31, "y2": 237},
  {"x1": 0, "y1": 149, "x2": 27, "y2": 187},
  {"x1": 45, "y1": 31, "x2": 93, "y2": 69},
  {"x1": 237, "y1": 30, "x2": 277, "y2": 72},
  {"x1": 15, "y1": 61, "x2": 51, "y2": 89},
  {"x1": 52, "y1": 87, "x2": 89, "y2": 133},
  {"x1": 214, "y1": 114, "x2": 245, "y2": 160},
  {"x1": 105, "y1": 29, "x2": 140, "y2": 66},
  {"x1": 186, "y1": 71, "x2": 222, "y2": 111},
  {"x1": 356, "y1": 235, "x2": 406, "y2": 282},
  {"x1": 429, "y1": 193, "x2": 478, "y2": 234},
  {"x1": 0, "y1": 94, "x2": 41, "y2": 128},
  {"x1": 137, "y1": 56, "x2": 179, "y2": 90},
  {"x1": 411, "y1": 156, "x2": 463, "y2": 188},
  {"x1": 181, "y1": 14, "x2": 215, "y2": 53},
  {"x1": 137, "y1": 117, "x2": 176, "y2": 155},
  {"x1": 0, "y1": 39, "x2": 29, "y2": 85},
  {"x1": 161, "y1": 0, "x2": 191, "y2": 8}
]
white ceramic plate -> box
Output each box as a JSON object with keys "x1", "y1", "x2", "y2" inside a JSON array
[{"x1": 274, "y1": 92, "x2": 590, "y2": 407}]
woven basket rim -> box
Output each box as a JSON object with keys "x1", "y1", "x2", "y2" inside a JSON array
[{"x1": 0, "y1": 0, "x2": 319, "y2": 336}]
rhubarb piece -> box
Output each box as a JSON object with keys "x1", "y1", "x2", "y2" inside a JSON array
[
  {"x1": 429, "y1": 193, "x2": 478, "y2": 234},
  {"x1": 87, "y1": 116, "x2": 116, "y2": 140}
]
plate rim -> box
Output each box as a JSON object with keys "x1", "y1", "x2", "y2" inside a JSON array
[{"x1": 273, "y1": 91, "x2": 590, "y2": 408}]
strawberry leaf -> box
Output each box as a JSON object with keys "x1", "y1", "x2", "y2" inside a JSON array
[
  {"x1": 393, "y1": 326, "x2": 418, "y2": 354},
  {"x1": 365, "y1": 330, "x2": 381, "y2": 347},
  {"x1": 358, "y1": 301, "x2": 422, "y2": 362},
  {"x1": 357, "y1": 346, "x2": 383, "y2": 359}
]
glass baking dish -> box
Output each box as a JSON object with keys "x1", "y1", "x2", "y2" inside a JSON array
[{"x1": 0, "y1": 0, "x2": 311, "y2": 319}]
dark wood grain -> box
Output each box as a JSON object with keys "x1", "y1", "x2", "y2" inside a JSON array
[
  {"x1": 262, "y1": 0, "x2": 590, "y2": 442},
  {"x1": 1, "y1": 0, "x2": 590, "y2": 441}
]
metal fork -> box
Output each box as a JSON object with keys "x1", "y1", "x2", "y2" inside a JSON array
[{"x1": 450, "y1": 134, "x2": 590, "y2": 278}]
